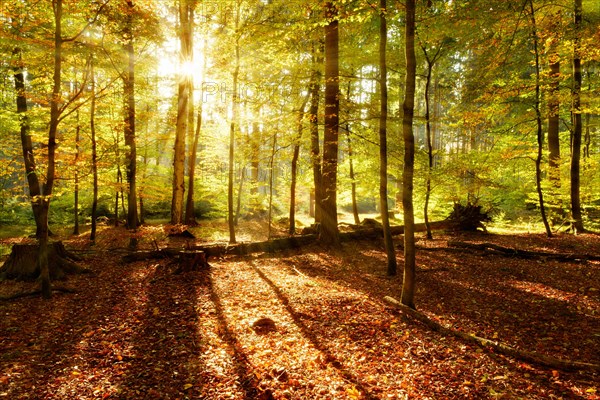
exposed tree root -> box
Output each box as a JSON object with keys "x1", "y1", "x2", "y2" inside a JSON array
[
  {"x1": 447, "y1": 240, "x2": 600, "y2": 262},
  {"x1": 383, "y1": 296, "x2": 600, "y2": 372}
]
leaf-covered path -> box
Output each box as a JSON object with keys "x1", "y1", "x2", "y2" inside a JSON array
[{"x1": 1, "y1": 229, "x2": 599, "y2": 399}]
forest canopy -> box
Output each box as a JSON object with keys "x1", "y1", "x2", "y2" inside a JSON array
[{"x1": 0, "y1": 0, "x2": 599, "y2": 236}]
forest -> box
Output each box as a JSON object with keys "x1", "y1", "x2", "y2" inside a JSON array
[{"x1": 0, "y1": 0, "x2": 599, "y2": 399}]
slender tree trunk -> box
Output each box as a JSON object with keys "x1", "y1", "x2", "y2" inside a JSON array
[
  {"x1": 185, "y1": 45, "x2": 204, "y2": 225},
  {"x1": 90, "y1": 57, "x2": 98, "y2": 243},
  {"x1": 249, "y1": 117, "x2": 261, "y2": 202},
  {"x1": 268, "y1": 133, "x2": 277, "y2": 240},
  {"x1": 344, "y1": 80, "x2": 360, "y2": 227},
  {"x1": 529, "y1": 0, "x2": 553, "y2": 237},
  {"x1": 309, "y1": 41, "x2": 323, "y2": 224},
  {"x1": 422, "y1": 49, "x2": 441, "y2": 241},
  {"x1": 235, "y1": 167, "x2": 245, "y2": 226},
  {"x1": 547, "y1": 43, "x2": 561, "y2": 186},
  {"x1": 401, "y1": 0, "x2": 417, "y2": 309},
  {"x1": 379, "y1": 0, "x2": 397, "y2": 276},
  {"x1": 13, "y1": 49, "x2": 43, "y2": 238},
  {"x1": 228, "y1": 13, "x2": 241, "y2": 244},
  {"x1": 320, "y1": 2, "x2": 340, "y2": 245},
  {"x1": 347, "y1": 132, "x2": 360, "y2": 225},
  {"x1": 570, "y1": 0, "x2": 584, "y2": 233},
  {"x1": 290, "y1": 94, "x2": 310, "y2": 235},
  {"x1": 73, "y1": 111, "x2": 80, "y2": 235},
  {"x1": 124, "y1": 0, "x2": 138, "y2": 230}
]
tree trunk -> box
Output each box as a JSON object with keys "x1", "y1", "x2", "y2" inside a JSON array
[
  {"x1": 228, "y1": 10, "x2": 241, "y2": 244},
  {"x1": 186, "y1": 106, "x2": 202, "y2": 224},
  {"x1": 570, "y1": 0, "x2": 584, "y2": 233},
  {"x1": 124, "y1": 0, "x2": 138, "y2": 230},
  {"x1": 320, "y1": 2, "x2": 340, "y2": 245},
  {"x1": 290, "y1": 94, "x2": 310, "y2": 235},
  {"x1": 309, "y1": 41, "x2": 323, "y2": 224},
  {"x1": 401, "y1": 0, "x2": 417, "y2": 309},
  {"x1": 73, "y1": 111, "x2": 80, "y2": 235},
  {"x1": 268, "y1": 133, "x2": 277, "y2": 240},
  {"x1": 171, "y1": 0, "x2": 192, "y2": 225},
  {"x1": 13, "y1": 49, "x2": 44, "y2": 238},
  {"x1": 347, "y1": 131, "x2": 360, "y2": 226},
  {"x1": 547, "y1": 41, "x2": 561, "y2": 187},
  {"x1": 90, "y1": 56, "x2": 98, "y2": 243},
  {"x1": 379, "y1": 0, "x2": 397, "y2": 276},
  {"x1": 529, "y1": 1, "x2": 552, "y2": 237}
]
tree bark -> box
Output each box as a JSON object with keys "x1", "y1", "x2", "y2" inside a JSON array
[
  {"x1": 290, "y1": 93, "x2": 310, "y2": 235},
  {"x1": 309, "y1": 41, "x2": 323, "y2": 224},
  {"x1": 570, "y1": 0, "x2": 584, "y2": 233},
  {"x1": 185, "y1": 106, "x2": 202, "y2": 224},
  {"x1": 90, "y1": 56, "x2": 98, "y2": 243},
  {"x1": 547, "y1": 41, "x2": 561, "y2": 187},
  {"x1": 73, "y1": 111, "x2": 80, "y2": 235},
  {"x1": 172, "y1": 0, "x2": 192, "y2": 225},
  {"x1": 379, "y1": 0, "x2": 397, "y2": 276},
  {"x1": 401, "y1": 0, "x2": 417, "y2": 309},
  {"x1": 528, "y1": 1, "x2": 552, "y2": 237},
  {"x1": 13, "y1": 49, "x2": 44, "y2": 238},
  {"x1": 124, "y1": 0, "x2": 138, "y2": 230},
  {"x1": 228, "y1": 9, "x2": 241, "y2": 244},
  {"x1": 420, "y1": 43, "x2": 443, "y2": 241},
  {"x1": 320, "y1": 2, "x2": 340, "y2": 245}
]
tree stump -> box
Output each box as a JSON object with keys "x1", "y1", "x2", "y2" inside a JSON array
[
  {"x1": 0, "y1": 242, "x2": 88, "y2": 281},
  {"x1": 173, "y1": 250, "x2": 209, "y2": 274}
]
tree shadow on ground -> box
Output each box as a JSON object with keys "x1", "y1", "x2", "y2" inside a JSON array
[
  {"x1": 207, "y1": 270, "x2": 265, "y2": 399},
  {"x1": 248, "y1": 259, "x2": 382, "y2": 400},
  {"x1": 268, "y1": 241, "x2": 600, "y2": 364},
  {"x1": 116, "y1": 263, "x2": 204, "y2": 398}
]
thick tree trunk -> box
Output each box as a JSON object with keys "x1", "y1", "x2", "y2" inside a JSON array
[
  {"x1": 309, "y1": 41, "x2": 323, "y2": 224},
  {"x1": 320, "y1": 2, "x2": 340, "y2": 245},
  {"x1": 184, "y1": 7, "x2": 199, "y2": 226},
  {"x1": 171, "y1": 0, "x2": 192, "y2": 225},
  {"x1": 379, "y1": 0, "x2": 397, "y2": 276},
  {"x1": 124, "y1": 0, "x2": 138, "y2": 230},
  {"x1": 401, "y1": 0, "x2": 417, "y2": 309},
  {"x1": 570, "y1": 0, "x2": 584, "y2": 233}
]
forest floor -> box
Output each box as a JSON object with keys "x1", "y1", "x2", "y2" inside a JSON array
[{"x1": 0, "y1": 220, "x2": 599, "y2": 399}]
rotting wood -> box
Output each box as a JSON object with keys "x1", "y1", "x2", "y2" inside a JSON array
[
  {"x1": 447, "y1": 240, "x2": 600, "y2": 261},
  {"x1": 383, "y1": 296, "x2": 600, "y2": 372}
]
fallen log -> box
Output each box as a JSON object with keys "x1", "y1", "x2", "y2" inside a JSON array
[
  {"x1": 383, "y1": 296, "x2": 600, "y2": 372},
  {"x1": 447, "y1": 240, "x2": 600, "y2": 262},
  {"x1": 122, "y1": 235, "x2": 320, "y2": 263},
  {"x1": 122, "y1": 220, "x2": 460, "y2": 263}
]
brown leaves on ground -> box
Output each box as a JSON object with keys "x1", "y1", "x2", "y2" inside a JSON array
[{"x1": 0, "y1": 227, "x2": 599, "y2": 399}]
